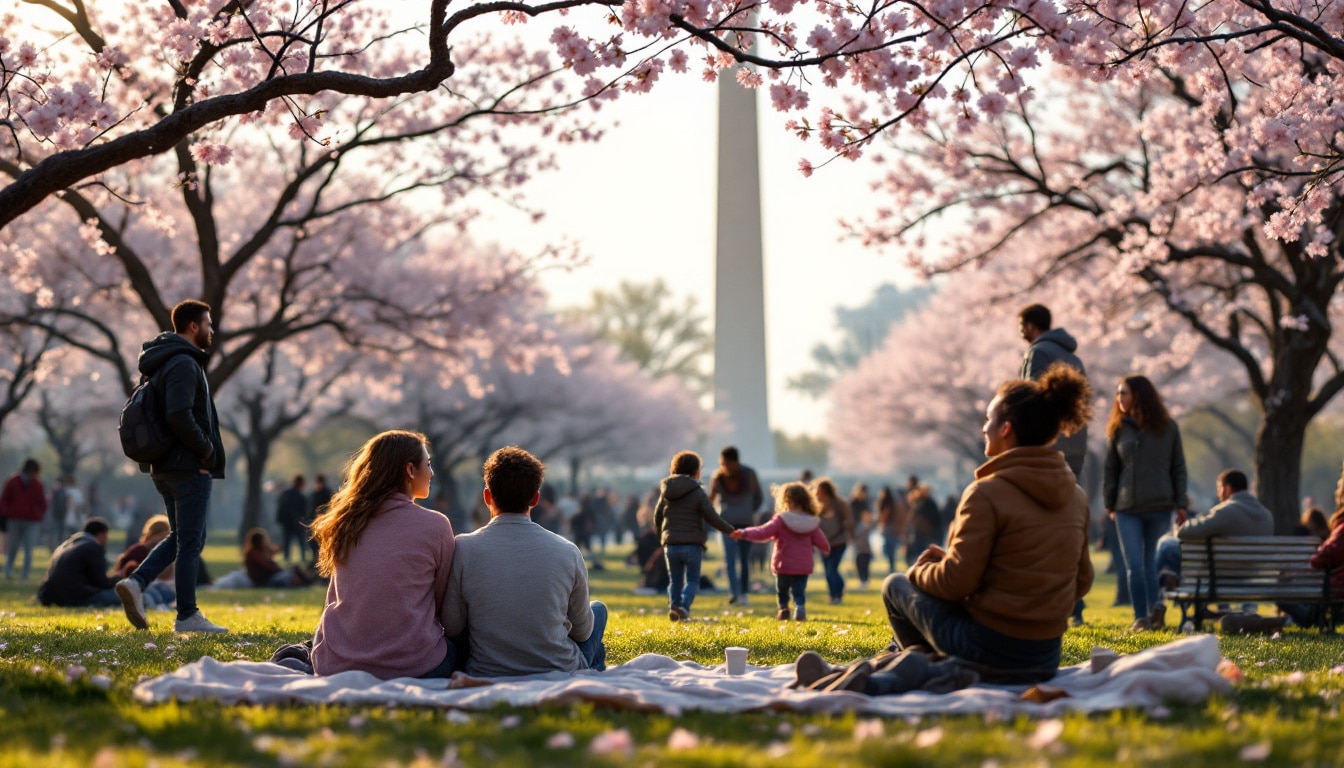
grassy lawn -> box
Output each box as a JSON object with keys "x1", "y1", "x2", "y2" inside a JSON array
[{"x1": 1, "y1": 541, "x2": 1342, "y2": 766}]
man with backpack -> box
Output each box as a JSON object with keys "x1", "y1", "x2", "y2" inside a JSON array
[{"x1": 115, "y1": 299, "x2": 228, "y2": 633}]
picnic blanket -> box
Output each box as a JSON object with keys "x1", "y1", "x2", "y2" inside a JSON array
[{"x1": 133, "y1": 634, "x2": 1229, "y2": 716}]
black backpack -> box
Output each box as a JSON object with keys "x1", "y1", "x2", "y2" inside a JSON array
[{"x1": 118, "y1": 367, "x2": 173, "y2": 464}]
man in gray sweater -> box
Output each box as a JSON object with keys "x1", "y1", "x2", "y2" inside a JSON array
[
  {"x1": 442, "y1": 447, "x2": 606, "y2": 677},
  {"x1": 1155, "y1": 468, "x2": 1273, "y2": 584}
]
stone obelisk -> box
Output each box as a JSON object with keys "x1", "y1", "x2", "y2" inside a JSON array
[{"x1": 712, "y1": 52, "x2": 775, "y2": 469}]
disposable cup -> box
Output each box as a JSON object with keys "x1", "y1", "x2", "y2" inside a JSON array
[{"x1": 725, "y1": 646, "x2": 749, "y2": 676}]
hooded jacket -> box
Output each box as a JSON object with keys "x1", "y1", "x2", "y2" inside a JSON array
[
  {"x1": 137, "y1": 333, "x2": 225, "y2": 478},
  {"x1": 1310, "y1": 517, "x2": 1344, "y2": 598},
  {"x1": 739, "y1": 511, "x2": 831, "y2": 576},
  {"x1": 907, "y1": 446, "x2": 1093, "y2": 641},
  {"x1": 1020, "y1": 327, "x2": 1089, "y2": 476},
  {"x1": 654, "y1": 475, "x2": 736, "y2": 547}
]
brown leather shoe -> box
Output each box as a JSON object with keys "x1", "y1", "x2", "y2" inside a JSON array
[
  {"x1": 1149, "y1": 603, "x2": 1167, "y2": 630},
  {"x1": 1130, "y1": 617, "x2": 1152, "y2": 632}
]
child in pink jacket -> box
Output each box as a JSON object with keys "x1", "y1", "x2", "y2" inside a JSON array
[{"x1": 733, "y1": 482, "x2": 831, "y2": 621}]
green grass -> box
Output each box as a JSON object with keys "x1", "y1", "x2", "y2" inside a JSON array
[{"x1": 1, "y1": 542, "x2": 1342, "y2": 766}]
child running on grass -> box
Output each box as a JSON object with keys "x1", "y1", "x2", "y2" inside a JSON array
[
  {"x1": 653, "y1": 451, "x2": 737, "y2": 621},
  {"x1": 732, "y1": 482, "x2": 831, "y2": 621}
]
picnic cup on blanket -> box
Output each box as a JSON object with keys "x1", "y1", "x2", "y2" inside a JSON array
[{"x1": 725, "y1": 646, "x2": 749, "y2": 676}]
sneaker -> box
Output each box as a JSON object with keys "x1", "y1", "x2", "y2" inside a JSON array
[
  {"x1": 776, "y1": 608, "x2": 791, "y2": 621},
  {"x1": 739, "y1": 595, "x2": 749, "y2": 607},
  {"x1": 1129, "y1": 617, "x2": 1152, "y2": 632},
  {"x1": 829, "y1": 596, "x2": 843, "y2": 605},
  {"x1": 792, "y1": 651, "x2": 835, "y2": 688},
  {"x1": 115, "y1": 578, "x2": 148, "y2": 630},
  {"x1": 174, "y1": 611, "x2": 228, "y2": 634},
  {"x1": 1149, "y1": 603, "x2": 1167, "y2": 630},
  {"x1": 727, "y1": 595, "x2": 740, "y2": 605},
  {"x1": 794, "y1": 606, "x2": 807, "y2": 622}
]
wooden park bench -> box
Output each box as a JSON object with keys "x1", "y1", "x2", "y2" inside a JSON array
[{"x1": 1170, "y1": 536, "x2": 1338, "y2": 632}]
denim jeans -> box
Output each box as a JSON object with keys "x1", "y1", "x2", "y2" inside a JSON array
[
  {"x1": 1154, "y1": 534, "x2": 1182, "y2": 579},
  {"x1": 665, "y1": 544, "x2": 703, "y2": 613},
  {"x1": 280, "y1": 526, "x2": 307, "y2": 563},
  {"x1": 575, "y1": 600, "x2": 608, "y2": 671},
  {"x1": 821, "y1": 543, "x2": 848, "y2": 600},
  {"x1": 4, "y1": 519, "x2": 39, "y2": 580},
  {"x1": 775, "y1": 574, "x2": 809, "y2": 610},
  {"x1": 720, "y1": 532, "x2": 752, "y2": 598},
  {"x1": 882, "y1": 573, "x2": 1061, "y2": 671},
  {"x1": 881, "y1": 534, "x2": 901, "y2": 572},
  {"x1": 134, "y1": 473, "x2": 212, "y2": 621},
  {"x1": 1115, "y1": 509, "x2": 1172, "y2": 620}
]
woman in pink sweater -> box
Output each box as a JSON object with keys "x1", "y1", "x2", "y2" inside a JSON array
[
  {"x1": 310, "y1": 430, "x2": 456, "y2": 679},
  {"x1": 733, "y1": 483, "x2": 831, "y2": 621}
]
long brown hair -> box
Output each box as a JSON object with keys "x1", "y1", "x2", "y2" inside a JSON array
[
  {"x1": 1106, "y1": 374, "x2": 1171, "y2": 440},
  {"x1": 311, "y1": 430, "x2": 428, "y2": 576}
]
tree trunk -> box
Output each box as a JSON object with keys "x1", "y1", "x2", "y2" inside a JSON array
[
  {"x1": 237, "y1": 434, "x2": 273, "y2": 543},
  {"x1": 436, "y1": 469, "x2": 468, "y2": 533},
  {"x1": 568, "y1": 456, "x2": 582, "y2": 497},
  {"x1": 1253, "y1": 399, "x2": 1309, "y2": 534}
]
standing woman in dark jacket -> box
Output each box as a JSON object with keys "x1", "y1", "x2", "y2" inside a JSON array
[
  {"x1": 814, "y1": 479, "x2": 855, "y2": 604},
  {"x1": 1103, "y1": 374, "x2": 1188, "y2": 632}
]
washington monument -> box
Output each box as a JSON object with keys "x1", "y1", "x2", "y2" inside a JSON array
[{"x1": 712, "y1": 58, "x2": 775, "y2": 468}]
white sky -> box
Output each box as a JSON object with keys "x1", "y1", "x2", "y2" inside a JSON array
[{"x1": 468, "y1": 74, "x2": 920, "y2": 436}]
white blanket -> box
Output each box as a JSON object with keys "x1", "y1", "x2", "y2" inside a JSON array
[{"x1": 133, "y1": 635, "x2": 1229, "y2": 716}]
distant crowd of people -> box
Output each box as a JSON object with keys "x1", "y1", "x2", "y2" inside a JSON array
[{"x1": 5, "y1": 296, "x2": 1344, "y2": 692}]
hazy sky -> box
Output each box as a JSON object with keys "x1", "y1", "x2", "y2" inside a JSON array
[{"x1": 468, "y1": 73, "x2": 919, "y2": 437}]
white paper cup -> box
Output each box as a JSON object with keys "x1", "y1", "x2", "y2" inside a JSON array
[{"x1": 725, "y1": 646, "x2": 748, "y2": 676}]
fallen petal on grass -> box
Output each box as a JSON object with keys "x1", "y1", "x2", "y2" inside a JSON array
[
  {"x1": 545, "y1": 731, "x2": 575, "y2": 749},
  {"x1": 589, "y1": 728, "x2": 633, "y2": 756},
  {"x1": 914, "y1": 726, "x2": 944, "y2": 748},
  {"x1": 1027, "y1": 719, "x2": 1064, "y2": 749},
  {"x1": 667, "y1": 727, "x2": 700, "y2": 749},
  {"x1": 1239, "y1": 742, "x2": 1271, "y2": 761}
]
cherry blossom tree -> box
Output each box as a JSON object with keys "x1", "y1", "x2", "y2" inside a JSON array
[
  {"x1": 842, "y1": 28, "x2": 1344, "y2": 529},
  {"x1": 829, "y1": 267, "x2": 1244, "y2": 487},
  {"x1": 397, "y1": 319, "x2": 700, "y2": 515}
]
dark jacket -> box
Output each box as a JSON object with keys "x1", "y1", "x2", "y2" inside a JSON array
[
  {"x1": 37, "y1": 532, "x2": 117, "y2": 606},
  {"x1": 137, "y1": 333, "x2": 225, "y2": 478},
  {"x1": 277, "y1": 487, "x2": 309, "y2": 529},
  {"x1": 1103, "y1": 418, "x2": 1187, "y2": 513},
  {"x1": 711, "y1": 465, "x2": 763, "y2": 527},
  {"x1": 654, "y1": 475, "x2": 736, "y2": 547},
  {"x1": 1021, "y1": 328, "x2": 1089, "y2": 477}
]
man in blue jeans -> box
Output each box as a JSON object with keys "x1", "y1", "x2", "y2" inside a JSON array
[
  {"x1": 116, "y1": 299, "x2": 228, "y2": 634},
  {"x1": 708, "y1": 447, "x2": 763, "y2": 605}
]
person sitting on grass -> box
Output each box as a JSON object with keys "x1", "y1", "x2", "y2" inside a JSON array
[
  {"x1": 732, "y1": 481, "x2": 830, "y2": 621},
  {"x1": 881, "y1": 363, "x2": 1094, "y2": 683},
  {"x1": 310, "y1": 430, "x2": 457, "y2": 680},
  {"x1": 38, "y1": 518, "x2": 172, "y2": 609},
  {"x1": 653, "y1": 450, "x2": 737, "y2": 622},
  {"x1": 442, "y1": 446, "x2": 607, "y2": 677},
  {"x1": 243, "y1": 528, "x2": 318, "y2": 588},
  {"x1": 112, "y1": 515, "x2": 176, "y2": 605}
]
